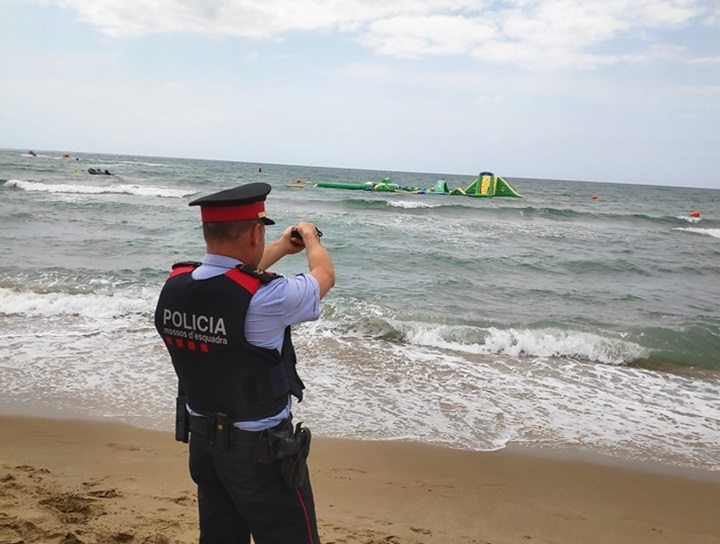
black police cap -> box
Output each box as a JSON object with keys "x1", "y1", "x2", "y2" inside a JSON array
[{"x1": 189, "y1": 182, "x2": 275, "y2": 224}]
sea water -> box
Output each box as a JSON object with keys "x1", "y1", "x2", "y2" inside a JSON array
[{"x1": 1, "y1": 148, "x2": 719, "y2": 471}]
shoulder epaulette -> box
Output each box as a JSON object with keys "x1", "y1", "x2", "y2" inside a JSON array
[
  {"x1": 237, "y1": 263, "x2": 278, "y2": 284},
  {"x1": 171, "y1": 261, "x2": 202, "y2": 270}
]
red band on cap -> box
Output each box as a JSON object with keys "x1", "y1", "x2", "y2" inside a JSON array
[{"x1": 200, "y1": 202, "x2": 266, "y2": 222}]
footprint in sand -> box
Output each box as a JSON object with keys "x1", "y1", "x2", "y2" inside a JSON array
[
  {"x1": 39, "y1": 492, "x2": 101, "y2": 523},
  {"x1": 328, "y1": 468, "x2": 368, "y2": 480},
  {"x1": 87, "y1": 488, "x2": 122, "y2": 499},
  {"x1": 106, "y1": 442, "x2": 141, "y2": 452}
]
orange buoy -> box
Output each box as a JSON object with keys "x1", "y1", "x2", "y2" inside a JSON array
[
  {"x1": 591, "y1": 195, "x2": 598, "y2": 200},
  {"x1": 689, "y1": 210, "x2": 701, "y2": 218}
]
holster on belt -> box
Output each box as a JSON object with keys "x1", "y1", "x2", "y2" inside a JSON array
[
  {"x1": 211, "y1": 412, "x2": 231, "y2": 451},
  {"x1": 175, "y1": 394, "x2": 190, "y2": 443},
  {"x1": 253, "y1": 420, "x2": 312, "y2": 489}
]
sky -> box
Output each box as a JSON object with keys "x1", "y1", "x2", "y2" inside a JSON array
[{"x1": 1, "y1": 0, "x2": 719, "y2": 188}]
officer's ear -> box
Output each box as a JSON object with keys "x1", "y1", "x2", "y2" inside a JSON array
[{"x1": 250, "y1": 220, "x2": 265, "y2": 247}]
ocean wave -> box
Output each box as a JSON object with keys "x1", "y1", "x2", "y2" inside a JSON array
[
  {"x1": 315, "y1": 301, "x2": 649, "y2": 366},
  {"x1": 107, "y1": 159, "x2": 177, "y2": 168},
  {"x1": 673, "y1": 227, "x2": 720, "y2": 239},
  {"x1": 18, "y1": 152, "x2": 66, "y2": 159},
  {"x1": 409, "y1": 324, "x2": 650, "y2": 365},
  {"x1": 627, "y1": 324, "x2": 720, "y2": 371},
  {"x1": 386, "y1": 200, "x2": 436, "y2": 209},
  {"x1": 2, "y1": 179, "x2": 195, "y2": 198},
  {"x1": 297, "y1": 323, "x2": 720, "y2": 470},
  {"x1": 336, "y1": 198, "x2": 717, "y2": 228},
  {"x1": 517, "y1": 208, "x2": 716, "y2": 227},
  {"x1": 315, "y1": 297, "x2": 720, "y2": 371},
  {"x1": 0, "y1": 286, "x2": 151, "y2": 319}
]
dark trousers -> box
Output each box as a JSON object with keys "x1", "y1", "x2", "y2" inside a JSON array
[{"x1": 189, "y1": 432, "x2": 320, "y2": 544}]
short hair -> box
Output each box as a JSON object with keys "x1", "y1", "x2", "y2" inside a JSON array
[{"x1": 202, "y1": 219, "x2": 262, "y2": 243}]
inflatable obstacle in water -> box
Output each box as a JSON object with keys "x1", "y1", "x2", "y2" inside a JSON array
[{"x1": 316, "y1": 172, "x2": 522, "y2": 198}]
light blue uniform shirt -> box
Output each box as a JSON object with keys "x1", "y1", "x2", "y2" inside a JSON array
[{"x1": 189, "y1": 253, "x2": 320, "y2": 430}]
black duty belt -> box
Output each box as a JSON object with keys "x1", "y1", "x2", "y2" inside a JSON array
[{"x1": 189, "y1": 414, "x2": 266, "y2": 446}]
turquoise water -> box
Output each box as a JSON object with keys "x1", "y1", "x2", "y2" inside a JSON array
[{"x1": 1, "y1": 148, "x2": 719, "y2": 471}]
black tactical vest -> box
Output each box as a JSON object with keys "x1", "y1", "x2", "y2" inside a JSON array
[{"x1": 155, "y1": 262, "x2": 305, "y2": 421}]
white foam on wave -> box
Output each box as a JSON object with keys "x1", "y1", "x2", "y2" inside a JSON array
[
  {"x1": 0, "y1": 286, "x2": 151, "y2": 319},
  {"x1": 1, "y1": 287, "x2": 718, "y2": 471},
  {"x1": 18, "y1": 152, "x2": 57, "y2": 159},
  {"x1": 111, "y1": 159, "x2": 175, "y2": 168},
  {"x1": 386, "y1": 200, "x2": 436, "y2": 209},
  {"x1": 480, "y1": 326, "x2": 648, "y2": 364},
  {"x1": 320, "y1": 303, "x2": 649, "y2": 366},
  {"x1": 312, "y1": 296, "x2": 650, "y2": 366},
  {"x1": 295, "y1": 331, "x2": 720, "y2": 471},
  {"x1": 3, "y1": 179, "x2": 195, "y2": 198},
  {"x1": 673, "y1": 227, "x2": 720, "y2": 239}
]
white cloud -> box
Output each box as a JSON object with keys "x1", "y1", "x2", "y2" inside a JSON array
[
  {"x1": 46, "y1": 0, "x2": 710, "y2": 69},
  {"x1": 53, "y1": 0, "x2": 479, "y2": 38},
  {"x1": 705, "y1": 2, "x2": 720, "y2": 26},
  {"x1": 628, "y1": 0, "x2": 699, "y2": 26},
  {"x1": 359, "y1": 15, "x2": 495, "y2": 58}
]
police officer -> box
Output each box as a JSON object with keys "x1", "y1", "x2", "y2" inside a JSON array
[{"x1": 155, "y1": 182, "x2": 335, "y2": 544}]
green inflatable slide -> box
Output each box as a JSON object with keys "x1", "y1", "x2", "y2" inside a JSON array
[
  {"x1": 462, "y1": 172, "x2": 522, "y2": 198},
  {"x1": 315, "y1": 171, "x2": 522, "y2": 198}
]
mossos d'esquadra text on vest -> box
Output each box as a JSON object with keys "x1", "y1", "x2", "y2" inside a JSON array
[{"x1": 162, "y1": 309, "x2": 228, "y2": 344}]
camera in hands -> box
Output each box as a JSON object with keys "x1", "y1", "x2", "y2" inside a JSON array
[{"x1": 290, "y1": 226, "x2": 323, "y2": 240}]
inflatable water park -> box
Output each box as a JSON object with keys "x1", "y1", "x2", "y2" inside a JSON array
[{"x1": 316, "y1": 172, "x2": 522, "y2": 198}]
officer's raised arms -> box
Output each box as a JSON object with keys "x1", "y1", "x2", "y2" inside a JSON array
[{"x1": 260, "y1": 221, "x2": 335, "y2": 299}]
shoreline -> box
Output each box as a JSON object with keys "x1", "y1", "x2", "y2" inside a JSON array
[
  {"x1": 2, "y1": 401, "x2": 718, "y2": 480},
  {"x1": 2, "y1": 415, "x2": 720, "y2": 544}
]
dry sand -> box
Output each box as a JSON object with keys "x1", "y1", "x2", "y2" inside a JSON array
[{"x1": 1, "y1": 415, "x2": 719, "y2": 544}]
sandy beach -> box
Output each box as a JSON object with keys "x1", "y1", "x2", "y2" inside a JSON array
[{"x1": 1, "y1": 416, "x2": 719, "y2": 544}]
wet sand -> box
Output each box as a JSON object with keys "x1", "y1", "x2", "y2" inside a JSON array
[{"x1": 1, "y1": 415, "x2": 719, "y2": 543}]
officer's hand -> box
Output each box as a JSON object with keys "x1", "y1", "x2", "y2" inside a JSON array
[
  {"x1": 280, "y1": 226, "x2": 306, "y2": 255},
  {"x1": 293, "y1": 222, "x2": 322, "y2": 244}
]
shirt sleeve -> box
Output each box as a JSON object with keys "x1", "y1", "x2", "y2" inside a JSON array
[{"x1": 245, "y1": 273, "x2": 321, "y2": 351}]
